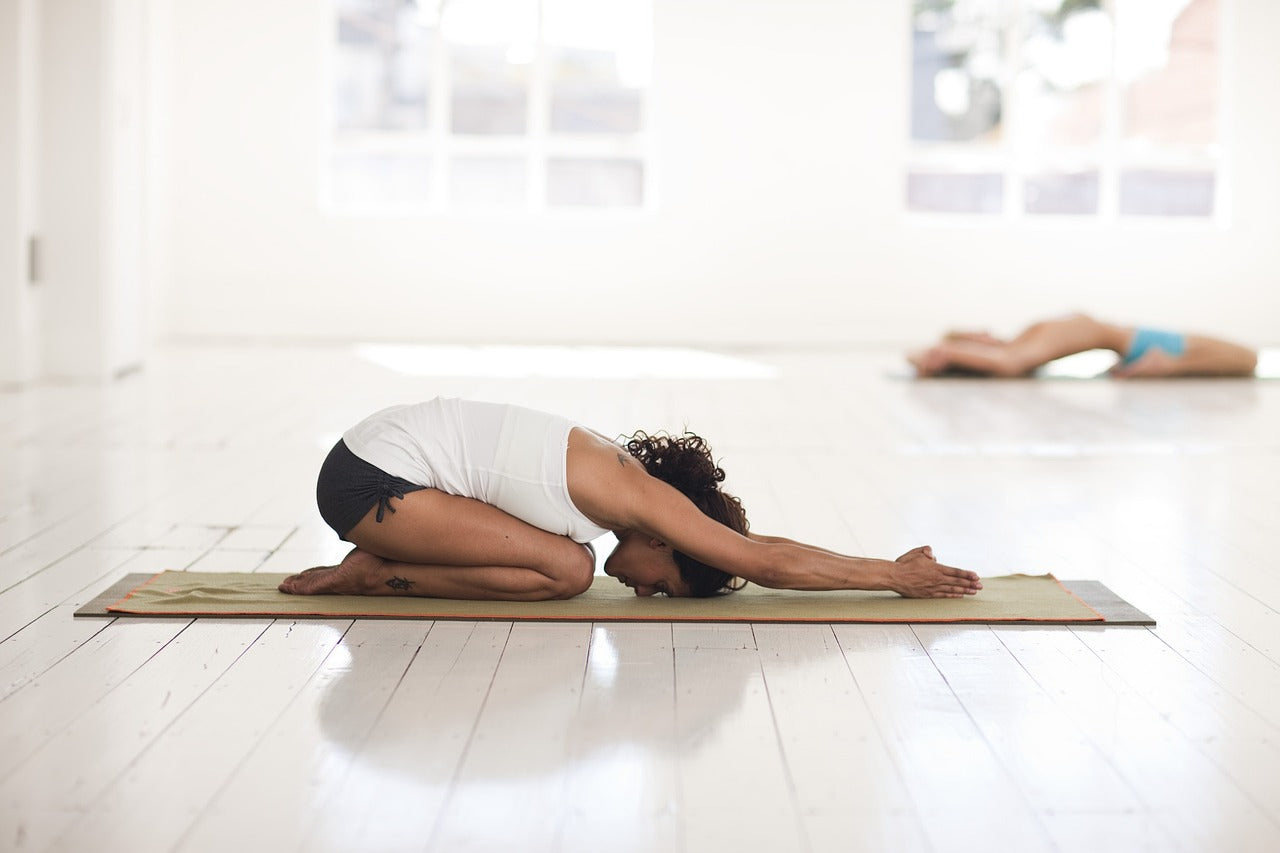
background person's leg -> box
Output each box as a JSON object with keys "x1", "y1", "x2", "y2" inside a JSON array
[{"x1": 1116, "y1": 334, "x2": 1259, "y2": 377}]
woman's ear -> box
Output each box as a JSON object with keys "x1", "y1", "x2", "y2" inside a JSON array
[{"x1": 647, "y1": 537, "x2": 669, "y2": 550}]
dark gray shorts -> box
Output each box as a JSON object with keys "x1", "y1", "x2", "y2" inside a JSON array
[{"x1": 316, "y1": 439, "x2": 426, "y2": 540}]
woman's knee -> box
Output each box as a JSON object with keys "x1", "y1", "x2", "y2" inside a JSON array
[{"x1": 546, "y1": 542, "x2": 595, "y2": 599}]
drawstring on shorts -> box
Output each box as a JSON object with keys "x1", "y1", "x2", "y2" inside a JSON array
[{"x1": 373, "y1": 479, "x2": 407, "y2": 523}]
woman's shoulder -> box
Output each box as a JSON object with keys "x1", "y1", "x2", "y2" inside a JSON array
[{"x1": 565, "y1": 428, "x2": 645, "y2": 527}]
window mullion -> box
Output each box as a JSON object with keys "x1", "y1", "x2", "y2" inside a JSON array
[
  {"x1": 1098, "y1": 0, "x2": 1121, "y2": 223},
  {"x1": 528, "y1": 1, "x2": 549, "y2": 213},
  {"x1": 1212, "y1": 0, "x2": 1231, "y2": 227},
  {"x1": 1002, "y1": 0, "x2": 1024, "y2": 222},
  {"x1": 432, "y1": 26, "x2": 450, "y2": 213}
]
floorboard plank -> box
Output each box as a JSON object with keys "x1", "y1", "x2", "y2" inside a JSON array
[
  {"x1": 53, "y1": 619, "x2": 350, "y2": 853},
  {"x1": 425, "y1": 623, "x2": 591, "y2": 853},
  {"x1": 558, "y1": 624, "x2": 681, "y2": 853},
  {"x1": 300, "y1": 621, "x2": 511, "y2": 853},
  {"x1": 175, "y1": 620, "x2": 427, "y2": 852},
  {"x1": 674, "y1": 640, "x2": 804, "y2": 853},
  {"x1": 0, "y1": 614, "x2": 194, "y2": 790},
  {"x1": 753, "y1": 623, "x2": 928, "y2": 852},
  {"x1": 0, "y1": 619, "x2": 269, "y2": 851},
  {"x1": 833, "y1": 624, "x2": 1055, "y2": 853}
]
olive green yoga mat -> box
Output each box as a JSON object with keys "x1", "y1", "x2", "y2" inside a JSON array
[{"x1": 75, "y1": 571, "x2": 1154, "y2": 625}]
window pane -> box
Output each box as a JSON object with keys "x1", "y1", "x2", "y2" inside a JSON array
[
  {"x1": 1119, "y1": 0, "x2": 1218, "y2": 149},
  {"x1": 907, "y1": 172, "x2": 1003, "y2": 213},
  {"x1": 333, "y1": 0, "x2": 432, "y2": 131},
  {"x1": 1024, "y1": 172, "x2": 1099, "y2": 215},
  {"x1": 547, "y1": 158, "x2": 643, "y2": 207},
  {"x1": 544, "y1": 0, "x2": 649, "y2": 134},
  {"x1": 450, "y1": 157, "x2": 527, "y2": 207},
  {"x1": 910, "y1": 1, "x2": 1007, "y2": 143},
  {"x1": 450, "y1": 44, "x2": 529, "y2": 134},
  {"x1": 1018, "y1": 3, "x2": 1109, "y2": 150},
  {"x1": 549, "y1": 48, "x2": 642, "y2": 133},
  {"x1": 330, "y1": 152, "x2": 432, "y2": 205},
  {"x1": 1119, "y1": 170, "x2": 1214, "y2": 216},
  {"x1": 444, "y1": 0, "x2": 536, "y2": 135}
]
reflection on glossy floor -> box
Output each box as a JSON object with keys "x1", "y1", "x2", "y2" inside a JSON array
[{"x1": 2, "y1": 342, "x2": 1278, "y2": 852}]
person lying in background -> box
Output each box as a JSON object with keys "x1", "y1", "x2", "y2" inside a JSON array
[{"x1": 908, "y1": 313, "x2": 1258, "y2": 378}]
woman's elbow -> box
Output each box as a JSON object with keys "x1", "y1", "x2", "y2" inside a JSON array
[{"x1": 745, "y1": 543, "x2": 793, "y2": 589}]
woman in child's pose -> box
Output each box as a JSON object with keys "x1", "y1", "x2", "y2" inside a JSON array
[{"x1": 279, "y1": 397, "x2": 981, "y2": 601}]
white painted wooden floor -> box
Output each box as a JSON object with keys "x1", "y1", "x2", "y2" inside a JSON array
[{"x1": 2, "y1": 341, "x2": 1279, "y2": 853}]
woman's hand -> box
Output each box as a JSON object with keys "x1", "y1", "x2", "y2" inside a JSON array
[{"x1": 887, "y1": 546, "x2": 983, "y2": 598}]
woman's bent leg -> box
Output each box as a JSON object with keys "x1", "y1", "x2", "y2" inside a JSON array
[
  {"x1": 1175, "y1": 335, "x2": 1258, "y2": 376},
  {"x1": 279, "y1": 547, "x2": 592, "y2": 600},
  {"x1": 280, "y1": 489, "x2": 596, "y2": 600}
]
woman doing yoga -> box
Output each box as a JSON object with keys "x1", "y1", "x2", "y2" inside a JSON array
[
  {"x1": 279, "y1": 397, "x2": 982, "y2": 601},
  {"x1": 908, "y1": 313, "x2": 1257, "y2": 378}
]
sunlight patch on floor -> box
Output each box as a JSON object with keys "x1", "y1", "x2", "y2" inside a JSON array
[
  {"x1": 356, "y1": 343, "x2": 779, "y2": 379},
  {"x1": 1256, "y1": 347, "x2": 1280, "y2": 378}
]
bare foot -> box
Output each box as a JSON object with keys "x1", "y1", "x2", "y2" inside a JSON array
[{"x1": 279, "y1": 548, "x2": 387, "y2": 595}]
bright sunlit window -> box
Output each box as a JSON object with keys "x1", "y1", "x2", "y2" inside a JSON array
[
  {"x1": 908, "y1": 0, "x2": 1222, "y2": 220},
  {"x1": 328, "y1": 0, "x2": 652, "y2": 213}
]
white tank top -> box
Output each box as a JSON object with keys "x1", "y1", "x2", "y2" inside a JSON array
[{"x1": 341, "y1": 397, "x2": 613, "y2": 543}]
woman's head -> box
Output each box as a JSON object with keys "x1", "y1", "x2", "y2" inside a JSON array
[{"x1": 621, "y1": 430, "x2": 749, "y2": 597}]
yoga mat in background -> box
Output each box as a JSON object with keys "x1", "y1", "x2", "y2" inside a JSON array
[
  {"x1": 890, "y1": 347, "x2": 1280, "y2": 380},
  {"x1": 76, "y1": 571, "x2": 1154, "y2": 625}
]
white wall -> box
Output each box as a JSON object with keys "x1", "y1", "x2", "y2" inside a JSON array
[
  {"x1": 40, "y1": 0, "x2": 148, "y2": 380},
  {"x1": 0, "y1": 0, "x2": 40, "y2": 385},
  {"x1": 158, "y1": 0, "x2": 1280, "y2": 347},
  {"x1": 0, "y1": 0, "x2": 149, "y2": 384}
]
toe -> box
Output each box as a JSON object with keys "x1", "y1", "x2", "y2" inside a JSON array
[{"x1": 280, "y1": 569, "x2": 328, "y2": 595}]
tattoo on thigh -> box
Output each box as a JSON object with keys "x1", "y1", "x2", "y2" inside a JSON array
[{"x1": 385, "y1": 576, "x2": 414, "y2": 592}]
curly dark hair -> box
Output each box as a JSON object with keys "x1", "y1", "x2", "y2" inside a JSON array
[{"x1": 623, "y1": 430, "x2": 750, "y2": 597}]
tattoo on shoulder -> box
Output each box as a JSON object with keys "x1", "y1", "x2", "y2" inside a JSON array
[
  {"x1": 385, "y1": 576, "x2": 414, "y2": 592},
  {"x1": 617, "y1": 452, "x2": 631, "y2": 468}
]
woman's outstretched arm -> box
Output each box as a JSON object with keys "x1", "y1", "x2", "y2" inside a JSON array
[
  {"x1": 747, "y1": 531, "x2": 852, "y2": 558},
  {"x1": 581, "y1": 462, "x2": 981, "y2": 597},
  {"x1": 726, "y1": 509, "x2": 977, "y2": 597},
  {"x1": 568, "y1": 429, "x2": 983, "y2": 598},
  {"x1": 746, "y1": 535, "x2": 967, "y2": 592},
  {"x1": 742, "y1": 532, "x2": 980, "y2": 598},
  {"x1": 745, "y1": 528, "x2": 980, "y2": 597}
]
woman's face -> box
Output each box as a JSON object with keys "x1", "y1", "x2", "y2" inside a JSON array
[{"x1": 602, "y1": 531, "x2": 689, "y2": 597}]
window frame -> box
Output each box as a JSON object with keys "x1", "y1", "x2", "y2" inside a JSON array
[
  {"x1": 904, "y1": 0, "x2": 1229, "y2": 228},
  {"x1": 320, "y1": 0, "x2": 657, "y2": 218}
]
